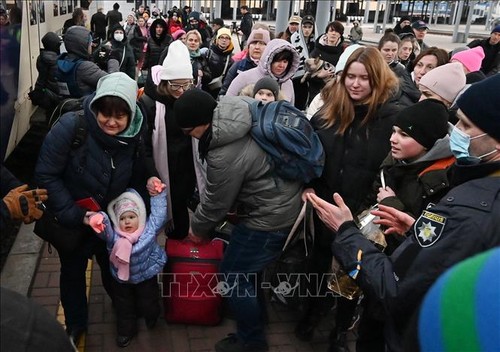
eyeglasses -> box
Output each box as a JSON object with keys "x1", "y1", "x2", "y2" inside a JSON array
[{"x1": 167, "y1": 81, "x2": 193, "y2": 91}]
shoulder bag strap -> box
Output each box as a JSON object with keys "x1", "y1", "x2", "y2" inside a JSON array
[{"x1": 221, "y1": 55, "x2": 230, "y2": 78}]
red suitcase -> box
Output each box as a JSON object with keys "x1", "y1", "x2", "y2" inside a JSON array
[{"x1": 162, "y1": 239, "x2": 224, "y2": 325}]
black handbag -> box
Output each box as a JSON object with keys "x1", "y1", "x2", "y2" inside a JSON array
[
  {"x1": 34, "y1": 211, "x2": 88, "y2": 253},
  {"x1": 268, "y1": 202, "x2": 314, "y2": 310}
]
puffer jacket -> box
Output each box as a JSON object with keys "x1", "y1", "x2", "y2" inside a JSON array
[
  {"x1": 219, "y1": 56, "x2": 257, "y2": 96},
  {"x1": 96, "y1": 190, "x2": 167, "y2": 284},
  {"x1": 190, "y1": 96, "x2": 302, "y2": 236},
  {"x1": 206, "y1": 43, "x2": 234, "y2": 79},
  {"x1": 35, "y1": 77, "x2": 147, "y2": 228},
  {"x1": 62, "y1": 26, "x2": 119, "y2": 96},
  {"x1": 35, "y1": 32, "x2": 60, "y2": 94},
  {"x1": 143, "y1": 19, "x2": 172, "y2": 70},
  {"x1": 225, "y1": 39, "x2": 300, "y2": 103}
]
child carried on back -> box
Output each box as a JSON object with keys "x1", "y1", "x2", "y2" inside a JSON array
[{"x1": 89, "y1": 182, "x2": 167, "y2": 348}]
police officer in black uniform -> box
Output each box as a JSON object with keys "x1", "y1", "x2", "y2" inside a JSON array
[{"x1": 306, "y1": 73, "x2": 500, "y2": 352}]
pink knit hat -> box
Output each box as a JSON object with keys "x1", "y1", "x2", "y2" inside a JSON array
[
  {"x1": 451, "y1": 46, "x2": 485, "y2": 73},
  {"x1": 172, "y1": 29, "x2": 186, "y2": 41},
  {"x1": 114, "y1": 198, "x2": 139, "y2": 219},
  {"x1": 419, "y1": 62, "x2": 466, "y2": 104}
]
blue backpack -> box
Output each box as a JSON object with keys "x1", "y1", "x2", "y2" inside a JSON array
[
  {"x1": 55, "y1": 53, "x2": 84, "y2": 98},
  {"x1": 249, "y1": 100, "x2": 325, "y2": 183}
]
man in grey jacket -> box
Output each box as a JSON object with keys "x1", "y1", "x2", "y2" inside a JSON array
[
  {"x1": 173, "y1": 90, "x2": 302, "y2": 352},
  {"x1": 59, "y1": 26, "x2": 119, "y2": 97}
]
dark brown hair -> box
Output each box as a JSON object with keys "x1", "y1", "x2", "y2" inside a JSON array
[
  {"x1": 412, "y1": 47, "x2": 449, "y2": 72},
  {"x1": 93, "y1": 96, "x2": 131, "y2": 118}
]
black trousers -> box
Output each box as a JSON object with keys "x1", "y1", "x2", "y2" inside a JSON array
[
  {"x1": 59, "y1": 236, "x2": 114, "y2": 331},
  {"x1": 112, "y1": 276, "x2": 160, "y2": 336}
]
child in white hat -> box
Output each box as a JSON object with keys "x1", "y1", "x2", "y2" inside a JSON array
[{"x1": 89, "y1": 183, "x2": 167, "y2": 347}]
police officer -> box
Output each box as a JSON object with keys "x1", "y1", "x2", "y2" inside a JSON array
[{"x1": 306, "y1": 73, "x2": 500, "y2": 352}]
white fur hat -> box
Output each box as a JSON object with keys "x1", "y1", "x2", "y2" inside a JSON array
[{"x1": 159, "y1": 40, "x2": 193, "y2": 81}]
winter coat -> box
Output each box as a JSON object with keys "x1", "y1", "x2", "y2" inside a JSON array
[
  {"x1": 90, "y1": 11, "x2": 106, "y2": 40},
  {"x1": 105, "y1": 9, "x2": 123, "y2": 30},
  {"x1": 129, "y1": 24, "x2": 148, "y2": 61},
  {"x1": 94, "y1": 24, "x2": 136, "y2": 79},
  {"x1": 190, "y1": 51, "x2": 212, "y2": 88},
  {"x1": 35, "y1": 33, "x2": 60, "y2": 94},
  {"x1": 468, "y1": 37, "x2": 500, "y2": 76},
  {"x1": 219, "y1": 56, "x2": 257, "y2": 96},
  {"x1": 310, "y1": 97, "x2": 401, "y2": 216},
  {"x1": 225, "y1": 39, "x2": 300, "y2": 103},
  {"x1": 144, "y1": 19, "x2": 172, "y2": 70},
  {"x1": 141, "y1": 68, "x2": 196, "y2": 223},
  {"x1": 333, "y1": 161, "x2": 500, "y2": 352},
  {"x1": 62, "y1": 26, "x2": 119, "y2": 96},
  {"x1": 239, "y1": 12, "x2": 253, "y2": 38},
  {"x1": 35, "y1": 88, "x2": 147, "y2": 228},
  {"x1": 190, "y1": 96, "x2": 302, "y2": 236},
  {"x1": 349, "y1": 26, "x2": 363, "y2": 42},
  {"x1": 96, "y1": 190, "x2": 167, "y2": 284},
  {"x1": 310, "y1": 34, "x2": 348, "y2": 66},
  {"x1": 206, "y1": 43, "x2": 234, "y2": 79},
  {"x1": 366, "y1": 137, "x2": 454, "y2": 219},
  {"x1": 390, "y1": 61, "x2": 421, "y2": 108}
]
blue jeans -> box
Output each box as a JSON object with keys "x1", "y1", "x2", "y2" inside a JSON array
[{"x1": 219, "y1": 223, "x2": 288, "y2": 345}]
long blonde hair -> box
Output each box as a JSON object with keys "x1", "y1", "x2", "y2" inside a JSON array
[{"x1": 320, "y1": 47, "x2": 399, "y2": 134}]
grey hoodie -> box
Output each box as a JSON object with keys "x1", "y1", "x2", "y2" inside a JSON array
[{"x1": 63, "y1": 26, "x2": 119, "y2": 96}]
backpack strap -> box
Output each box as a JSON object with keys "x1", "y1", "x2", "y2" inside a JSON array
[{"x1": 71, "y1": 112, "x2": 87, "y2": 149}]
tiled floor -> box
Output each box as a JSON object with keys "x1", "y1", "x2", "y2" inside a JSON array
[{"x1": 28, "y1": 243, "x2": 356, "y2": 352}]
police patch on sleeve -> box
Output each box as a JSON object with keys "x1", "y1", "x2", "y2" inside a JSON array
[{"x1": 413, "y1": 210, "x2": 446, "y2": 247}]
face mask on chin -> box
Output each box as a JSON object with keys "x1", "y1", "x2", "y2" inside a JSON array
[
  {"x1": 450, "y1": 125, "x2": 497, "y2": 164},
  {"x1": 114, "y1": 33, "x2": 124, "y2": 42}
]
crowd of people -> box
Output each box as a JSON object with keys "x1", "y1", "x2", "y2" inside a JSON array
[{"x1": 1, "y1": 3, "x2": 499, "y2": 352}]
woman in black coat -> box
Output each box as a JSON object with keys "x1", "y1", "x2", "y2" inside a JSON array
[{"x1": 297, "y1": 47, "x2": 401, "y2": 350}]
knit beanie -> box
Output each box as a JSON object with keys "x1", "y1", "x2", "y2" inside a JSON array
[
  {"x1": 189, "y1": 11, "x2": 200, "y2": 21},
  {"x1": 336, "y1": 44, "x2": 365, "y2": 73},
  {"x1": 419, "y1": 62, "x2": 466, "y2": 104},
  {"x1": 114, "y1": 197, "x2": 139, "y2": 219},
  {"x1": 253, "y1": 77, "x2": 280, "y2": 99},
  {"x1": 216, "y1": 27, "x2": 232, "y2": 39},
  {"x1": 456, "y1": 74, "x2": 500, "y2": 141},
  {"x1": 173, "y1": 89, "x2": 217, "y2": 128},
  {"x1": 107, "y1": 188, "x2": 147, "y2": 234},
  {"x1": 172, "y1": 29, "x2": 186, "y2": 41},
  {"x1": 394, "y1": 99, "x2": 449, "y2": 150},
  {"x1": 247, "y1": 28, "x2": 270, "y2": 45},
  {"x1": 418, "y1": 248, "x2": 500, "y2": 352},
  {"x1": 451, "y1": 46, "x2": 485, "y2": 73},
  {"x1": 159, "y1": 40, "x2": 193, "y2": 81},
  {"x1": 492, "y1": 24, "x2": 500, "y2": 34}
]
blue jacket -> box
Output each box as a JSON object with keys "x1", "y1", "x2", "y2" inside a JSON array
[
  {"x1": 96, "y1": 190, "x2": 167, "y2": 284},
  {"x1": 35, "y1": 93, "x2": 147, "y2": 227}
]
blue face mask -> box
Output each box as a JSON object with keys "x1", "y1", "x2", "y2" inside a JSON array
[{"x1": 449, "y1": 126, "x2": 495, "y2": 163}]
